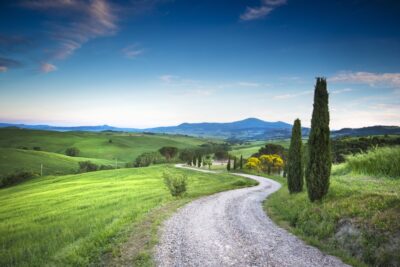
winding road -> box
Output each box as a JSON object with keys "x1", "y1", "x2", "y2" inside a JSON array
[{"x1": 155, "y1": 165, "x2": 349, "y2": 267}]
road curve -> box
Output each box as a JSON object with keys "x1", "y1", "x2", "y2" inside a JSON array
[{"x1": 155, "y1": 165, "x2": 349, "y2": 267}]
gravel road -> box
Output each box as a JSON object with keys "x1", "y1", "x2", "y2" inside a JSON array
[{"x1": 155, "y1": 165, "x2": 349, "y2": 267}]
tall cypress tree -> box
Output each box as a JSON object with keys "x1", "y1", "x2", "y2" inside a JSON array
[
  {"x1": 197, "y1": 155, "x2": 202, "y2": 167},
  {"x1": 287, "y1": 119, "x2": 303, "y2": 193},
  {"x1": 239, "y1": 155, "x2": 243, "y2": 169},
  {"x1": 192, "y1": 156, "x2": 196, "y2": 166},
  {"x1": 233, "y1": 157, "x2": 237, "y2": 170},
  {"x1": 227, "y1": 157, "x2": 231, "y2": 171},
  {"x1": 306, "y1": 77, "x2": 331, "y2": 202}
]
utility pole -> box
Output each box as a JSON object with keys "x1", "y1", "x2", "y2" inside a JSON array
[{"x1": 40, "y1": 164, "x2": 43, "y2": 177}]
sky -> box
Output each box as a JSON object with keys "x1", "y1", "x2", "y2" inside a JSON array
[{"x1": 0, "y1": 0, "x2": 399, "y2": 130}]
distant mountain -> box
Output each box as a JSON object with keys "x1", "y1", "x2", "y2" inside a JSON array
[
  {"x1": 1, "y1": 119, "x2": 399, "y2": 140},
  {"x1": 331, "y1": 126, "x2": 400, "y2": 137}
]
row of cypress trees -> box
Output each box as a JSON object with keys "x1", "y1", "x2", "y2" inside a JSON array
[
  {"x1": 227, "y1": 155, "x2": 244, "y2": 171},
  {"x1": 287, "y1": 77, "x2": 331, "y2": 202}
]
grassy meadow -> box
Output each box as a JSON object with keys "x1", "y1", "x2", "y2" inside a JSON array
[
  {"x1": 264, "y1": 147, "x2": 400, "y2": 267},
  {"x1": 0, "y1": 128, "x2": 209, "y2": 163},
  {"x1": 0, "y1": 148, "x2": 115, "y2": 177},
  {"x1": 0, "y1": 164, "x2": 256, "y2": 267}
]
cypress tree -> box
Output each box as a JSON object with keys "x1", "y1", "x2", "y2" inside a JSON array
[
  {"x1": 287, "y1": 119, "x2": 303, "y2": 193},
  {"x1": 197, "y1": 155, "x2": 202, "y2": 167},
  {"x1": 240, "y1": 155, "x2": 243, "y2": 169},
  {"x1": 306, "y1": 77, "x2": 331, "y2": 202},
  {"x1": 192, "y1": 156, "x2": 196, "y2": 166},
  {"x1": 233, "y1": 157, "x2": 237, "y2": 170},
  {"x1": 227, "y1": 157, "x2": 231, "y2": 171}
]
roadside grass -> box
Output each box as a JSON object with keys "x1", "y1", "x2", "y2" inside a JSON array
[
  {"x1": 0, "y1": 148, "x2": 116, "y2": 177},
  {"x1": 0, "y1": 128, "x2": 209, "y2": 162},
  {"x1": 263, "y1": 153, "x2": 400, "y2": 266},
  {"x1": 0, "y1": 164, "x2": 257, "y2": 267}
]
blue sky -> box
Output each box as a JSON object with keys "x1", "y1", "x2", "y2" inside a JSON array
[{"x1": 0, "y1": 0, "x2": 399, "y2": 129}]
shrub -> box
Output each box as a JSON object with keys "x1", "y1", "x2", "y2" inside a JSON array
[
  {"x1": 0, "y1": 171, "x2": 38, "y2": 188},
  {"x1": 163, "y1": 171, "x2": 187, "y2": 197},
  {"x1": 66, "y1": 147, "x2": 80, "y2": 157},
  {"x1": 79, "y1": 161, "x2": 99, "y2": 172},
  {"x1": 99, "y1": 165, "x2": 114, "y2": 170},
  {"x1": 33, "y1": 146, "x2": 41, "y2": 151},
  {"x1": 245, "y1": 157, "x2": 261, "y2": 171},
  {"x1": 135, "y1": 152, "x2": 166, "y2": 167},
  {"x1": 159, "y1": 146, "x2": 179, "y2": 160}
]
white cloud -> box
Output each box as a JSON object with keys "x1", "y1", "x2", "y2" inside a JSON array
[
  {"x1": 159, "y1": 74, "x2": 178, "y2": 83},
  {"x1": 122, "y1": 44, "x2": 144, "y2": 59},
  {"x1": 273, "y1": 90, "x2": 313, "y2": 99},
  {"x1": 330, "y1": 88, "x2": 353, "y2": 94},
  {"x1": 40, "y1": 62, "x2": 57, "y2": 73},
  {"x1": 240, "y1": 0, "x2": 286, "y2": 21},
  {"x1": 330, "y1": 71, "x2": 400, "y2": 88},
  {"x1": 22, "y1": 0, "x2": 117, "y2": 62},
  {"x1": 237, "y1": 82, "x2": 260, "y2": 87}
]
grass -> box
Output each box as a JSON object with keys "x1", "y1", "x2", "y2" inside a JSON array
[
  {"x1": 0, "y1": 164, "x2": 257, "y2": 267},
  {"x1": 346, "y1": 146, "x2": 400, "y2": 178},
  {"x1": 263, "y1": 148, "x2": 400, "y2": 267},
  {"x1": 0, "y1": 148, "x2": 115, "y2": 177},
  {"x1": 0, "y1": 128, "x2": 210, "y2": 163}
]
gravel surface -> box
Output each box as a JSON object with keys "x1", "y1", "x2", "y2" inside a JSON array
[{"x1": 155, "y1": 165, "x2": 349, "y2": 267}]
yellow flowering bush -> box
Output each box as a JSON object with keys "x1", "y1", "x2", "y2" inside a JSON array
[
  {"x1": 245, "y1": 157, "x2": 261, "y2": 171},
  {"x1": 247, "y1": 154, "x2": 284, "y2": 174}
]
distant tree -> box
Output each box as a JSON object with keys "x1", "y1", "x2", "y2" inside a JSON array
[
  {"x1": 192, "y1": 156, "x2": 197, "y2": 166},
  {"x1": 253, "y1": 144, "x2": 286, "y2": 158},
  {"x1": 33, "y1": 146, "x2": 41, "y2": 151},
  {"x1": 233, "y1": 157, "x2": 237, "y2": 170},
  {"x1": 197, "y1": 155, "x2": 202, "y2": 167},
  {"x1": 65, "y1": 147, "x2": 80, "y2": 157},
  {"x1": 214, "y1": 150, "x2": 229, "y2": 160},
  {"x1": 227, "y1": 157, "x2": 231, "y2": 171},
  {"x1": 306, "y1": 77, "x2": 331, "y2": 202},
  {"x1": 159, "y1": 146, "x2": 179, "y2": 160},
  {"x1": 203, "y1": 156, "x2": 213, "y2": 169},
  {"x1": 287, "y1": 119, "x2": 304, "y2": 193},
  {"x1": 179, "y1": 149, "x2": 194, "y2": 165},
  {"x1": 109, "y1": 139, "x2": 112, "y2": 143},
  {"x1": 79, "y1": 161, "x2": 98, "y2": 172},
  {"x1": 135, "y1": 152, "x2": 166, "y2": 167},
  {"x1": 240, "y1": 155, "x2": 243, "y2": 169}
]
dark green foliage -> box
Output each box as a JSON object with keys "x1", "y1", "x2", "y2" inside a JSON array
[
  {"x1": 197, "y1": 155, "x2": 202, "y2": 167},
  {"x1": 214, "y1": 150, "x2": 229, "y2": 160},
  {"x1": 99, "y1": 165, "x2": 114, "y2": 170},
  {"x1": 108, "y1": 139, "x2": 112, "y2": 143},
  {"x1": 227, "y1": 157, "x2": 231, "y2": 171},
  {"x1": 179, "y1": 149, "x2": 194, "y2": 165},
  {"x1": 287, "y1": 119, "x2": 304, "y2": 193},
  {"x1": 0, "y1": 171, "x2": 38, "y2": 188},
  {"x1": 240, "y1": 155, "x2": 243, "y2": 169},
  {"x1": 65, "y1": 147, "x2": 80, "y2": 157},
  {"x1": 233, "y1": 157, "x2": 237, "y2": 170},
  {"x1": 163, "y1": 171, "x2": 187, "y2": 197},
  {"x1": 332, "y1": 136, "x2": 400, "y2": 163},
  {"x1": 158, "y1": 146, "x2": 179, "y2": 160},
  {"x1": 79, "y1": 161, "x2": 99, "y2": 172},
  {"x1": 134, "y1": 152, "x2": 166, "y2": 167},
  {"x1": 33, "y1": 146, "x2": 41, "y2": 151},
  {"x1": 306, "y1": 77, "x2": 331, "y2": 202},
  {"x1": 252, "y1": 143, "x2": 287, "y2": 162},
  {"x1": 192, "y1": 156, "x2": 196, "y2": 166}
]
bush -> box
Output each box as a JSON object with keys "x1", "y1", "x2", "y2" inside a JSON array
[
  {"x1": 0, "y1": 171, "x2": 38, "y2": 188},
  {"x1": 79, "y1": 161, "x2": 99, "y2": 172},
  {"x1": 33, "y1": 146, "x2": 41, "y2": 151},
  {"x1": 99, "y1": 165, "x2": 114, "y2": 170},
  {"x1": 66, "y1": 147, "x2": 80, "y2": 157},
  {"x1": 163, "y1": 171, "x2": 187, "y2": 197},
  {"x1": 134, "y1": 152, "x2": 166, "y2": 167}
]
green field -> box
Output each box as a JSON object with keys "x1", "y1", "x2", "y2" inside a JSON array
[
  {"x1": 264, "y1": 147, "x2": 400, "y2": 266},
  {"x1": 0, "y1": 164, "x2": 256, "y2": 266},
  {"x1": 0, "y1": 128, "x2": 209, "y2": 163},
  {"x1": 0, "y1": 148, "x2": 116, "y2": 177}
]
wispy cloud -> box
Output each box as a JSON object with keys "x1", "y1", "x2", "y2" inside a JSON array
[
  {"x1": 273, "y1": 90, "x2": 312, "y2": 99},
  {"x1": 159, "y1": 74, "x2": 179, "y2": 83},
  {"x1": 240, "y1": 0, "x2": 287, "y2": 21},
  {"x1": 40, "y1": 62, "x2": 57, "y2": 73},
  {"x1": 237, "y1": 82, "x2": 260, "y2": 87},
  {"x1": 122, "y1": 44, "x2": 144, "y2": 59},
  {"x1": 331, "y1": 88, "x2": 353, "y2": 94},
  {"x1": 0, "y1": 56, "x2": 23, "y2": 72},
  {"x1": 21, "y1": 0, "x2": 118, "y2": 71},
  {"x1": 330, "y1": 71, "x2": 400, "y2": 88}
]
